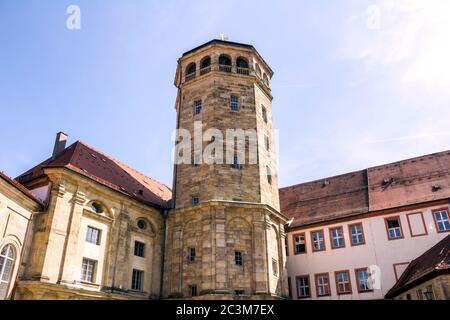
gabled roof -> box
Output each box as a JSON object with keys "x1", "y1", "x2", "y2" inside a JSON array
[
  {"x1": 280, "y1": 150, "x2": 450, "y2": 227},
  {"x1": 385, "y1": 234, "x2": 450, "y2": 298},
  {"x1": 0, "y1": 171, "x2": 44, "y2": 207},
  {"x1": 16, "y1": 141, "x2": 172, "y2": 209}
]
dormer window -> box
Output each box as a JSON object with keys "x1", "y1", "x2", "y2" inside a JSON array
[{"x1": 91, "y1": 202, "x2": 104, "y2": 214}]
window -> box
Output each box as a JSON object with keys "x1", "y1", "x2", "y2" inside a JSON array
[
  {"x1": 330, "y1": 227, "x2": 345, "y2": 249},
  {"x1": 433, "y1": 209, "x2": 450, "y2": 232},
  {"x1": 315, "y1": 273, "x2": 331, "y2": 297},
  {"x1": 266, "y1": 166, "x2": 272, "y2": 185},
  {"x1": 0, "y1": 245, "x2": 15, "y2": 300},
  {"x1": 85, "y1": 226, "x2": 101, "y2": 245},
  {"x1": 194, "y1": 100, "x2": 202, "y2": 115},
  {"x1": 335, "y1": 271, "x2": 352, "y2": 295},
  {"x1": 230, "y1": 95, "x2": 239, "y2": 111},
  {"x1": 262, "y1": 105, "x2": 268, "y2": 123},
  {"x1": 293, "y1": 233, "x2": 306, "y2": 254},
  {"x1": 311, "y1": 230, "x2": 325, "y2": 252},
  {"x1": 423, "y1": 285, "x2": 435, "y2": 300},
  {"x1": 131, "y1": 269, "x2": 144, "y2": 291},
  {"x1": 355, "y1": 268, "x2": 373, "y2": 292},
  {"x1": 185, "y1": 63, "x2": 196, "y2": 81},
  {"x1": 219, "y1": 55, "x2": 232, "y2": 72},
  {"x1": 231, "y1": 154, "x2": 241, "y2": 169},
  {"x1": 272, "y1": 259, "x2": 278, "y2": 277},
  {"x1": 296, "y1": 275, "x2": 310, "y2": 299},
  {"x1": 235, "y1": 251, "x2": 243, "y2": 266},
  {"x1": 417, "y1": 289, "x2": 423, "y2": 300},
  {"x1": 189, "y1": 285, "x2": 198, "y2": 297},
  {"x1": 188, "y1": 247, "x2": 196, "y2": 262},
  {"x1": 264, "y1": 135, "x2": 270, "y2": 151},
  {"x1": 137, "y1": 219, "x2": 147, "y2": 230},
  {"x1": 200, "y1": 56, "x2": 211, "y2": 74},
  {"x1": 349, "y1": 223, "x2": 365, "y2": 246},
  {"x1": 134, "y1": 241, "x2": 145, "y2": 258},
  {"x1": 81, "y1": 258, "x2": 96, "y2": 283},
  {"x1": 255, "y1": 64, "x2": 262, "y2": 78},
  {"x1": 192, "y1": 196, "x2": 199, "y2": 205},
  {"x1": 91, "y1": 202, "x2": 104, "y2": 214},
  {"x1": 285, "y1": 237, "x2": 289, "y2": 256},
  {"x1": 406, "y1": 293, "x2": 412, "y2": 300},
  {"x1": 385, "y1": 216, "x2": 403, "y2": 239}
]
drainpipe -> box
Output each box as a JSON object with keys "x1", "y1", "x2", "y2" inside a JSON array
[{"x1": 159, "y1": 209, "x2": 169, "y2": 298}]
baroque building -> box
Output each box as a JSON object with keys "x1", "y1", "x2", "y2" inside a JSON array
[{"x1": 0, "y1": 39, "x2": 448, "y2": 300}]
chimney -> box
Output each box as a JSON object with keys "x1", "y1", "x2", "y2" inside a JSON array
[{"x1": 52, "y1": 132, "x2": 68, "y2": 159}]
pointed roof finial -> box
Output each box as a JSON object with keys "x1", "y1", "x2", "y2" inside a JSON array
[{"x1": 219, "y1": 34, "x2": 229, "y2": 41}]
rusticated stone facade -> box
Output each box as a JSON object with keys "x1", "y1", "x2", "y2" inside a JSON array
[{"x1": 164, "y1": 40, "x2": 289, "y2": 299}]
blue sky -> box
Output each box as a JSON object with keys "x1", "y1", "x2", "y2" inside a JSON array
[{"x1": 0, "y1": 0, "x2": 449, "y2": 188}]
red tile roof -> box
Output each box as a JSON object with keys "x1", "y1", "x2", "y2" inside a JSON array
[
  {"x1": 280, "y1": 150, "x2": 450, "y2": 227},
  {"x1": 0, "y1": 171, "x2": 44, "y2": 206},
  {"x1": 385, "y1": 234, "x2": 450, "y2": 298},
  {"x1": 16, "y1": 141, "x2": 172, "y2": 208}
]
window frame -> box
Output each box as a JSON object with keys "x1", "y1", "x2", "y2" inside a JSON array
[
  {"x1": 134, "y1": 241, "x2": 146, "y2": 258},
  {"x1": 348, "y1": 222, "x2": 366, "y2": 246},
  {"x1": 191, "y1": 196, "x2": 199, "y2": 205},
  {"x1": 355, "y1": 267, "x2": 373, "y2": 293},
  {"x1": 334, "y1": 270, "x2": 352, "y2": 295},
  {"x1": 0, "y1": 244, "x2": 16, "y2": 300},
  {"x1": 85, "y1": 226, "x2": 101, "y2": 245},
  {"x1": 329, "y1": 226, "x2": 345, "y2": 249},
  {"x1": 194, "y1": 100, "x2": 202, "y2": 115},
  {"x1": 384, "y1": 216, "x2": 404, "y2": 240},
  {"x1": 131, "y1": 269, "x2": 144, "y2": 291},
  {"x1": 264, "y1": 134, "x2": 270, "y2": 151},
  {"x1": 314, "y1": 273, "x2": 331, "y2": 297},
  {"x1": 310, "y1": 229, "x2": 326, "y2": 252},
  {"x1": 261, "y1": 105, "x2": 268, "y2": 123},
  {"x1": 295, "y1": 275, "x2": 311, "y2": 299},
  {"x1": 234, "y1": 250, "x2": 243, "y2": 266},
  {"x1": 406, "y1": 212, "x2": 428, "y2": 237},
  {"x1": 292, "y1": 232, "x2": 307, "y2": 255},
  {"x1": 81, "y1": 258, "x2": 97, "y2": 283},
  {"x1": 188, "y1": 247, "x2": 196, "y2": 263},
  {"x1": 230, "y1": 95, "x2": 240, "y2": 112},
  {"x1": 272, "y1": 258, "x2": 278, "y2": 277},
  {"x1": 432, "y1": 208, "x2": 450, "y2": 233},
  {"x1": 189, "y1": 285, "x2": 198, "y2": 297}
]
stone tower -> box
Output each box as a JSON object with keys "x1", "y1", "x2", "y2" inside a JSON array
[{"x1": 163, "y1": 39, "x2": 288, "y2": 299}]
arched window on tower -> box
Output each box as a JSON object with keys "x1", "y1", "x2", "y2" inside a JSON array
[
  {"x1": 255, "y1": 64, "x2": 262, "y2": 78},
  {"x1": 0, "y1": 244, "x2": 16, "y2": 300},
  {"x1": 219, "y1": 55, "x2": 232, "y2": 73},
  {"x1": 185, "y1": 62, "x2": 197, "y2": 81},
  {"x1": 236, "y1": 57, "x2": 249, "y2": 75},
  {"x1": 200, "y1": 56, "x2": 211, "y2": 75}
]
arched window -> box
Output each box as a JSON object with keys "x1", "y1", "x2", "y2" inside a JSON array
[
  {"x1": 0, "y1": 244, "x2": 16, "y2": 300},
  {"x1": 263, "y1": 73, "x2": 270, "y2": 87},
  {"x1": 200, "y1": 56, "x2": 211, "y2": 75},
  {"x1": 91, "y1": 202, "x2": 104, "y2": 214},
  {"x1": 185, "y1": 62, "x2": 196, "y2": 81},
  {"x1": 255, "y1": 64, "x2": 262, "y2": 78},
  {"x1": 219, "y1": 55, "x2": 232, "y2": 73},
  {"x1": 236, "y1": 57, "x2": 249, "y2": 75}
]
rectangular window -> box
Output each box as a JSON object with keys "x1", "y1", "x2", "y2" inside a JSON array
[
  {"x1": 81, "y1": 258, "x2": 96, "y2": 283},
  {"x1": 311, "y1": 230, "x2": 325, "y2": 252},
  {"x1": 188, "y1": 247, "x2": 196, "y2": 262},
  {"x1": 272, "y1": 258, "x2": 278, "y2": 277},
  {"x1": 335, "y1": 271, "x2": 352, "y2": 295},
  {"x1": 235, "y1": 251, "x2": 243, "y2": 266},
  {"x1": 189, "y1": 285, "x2": 198, "y2": 297},
  {"x1": 296, "y1": 275, "x2": 310, "y2": 299},
  {"x1": 315, "y1": 273, "x2": 331, "y2": 297},
  {"x1": 385, "y1": 216, "x2": 403, "y2": 239},
  {"x1": 349, "y1": 223, "x2": 365, "y2": 246},
  {"x1": 293, "y1": 233, "x2": 306, "y2": 254},
  {"x1": 264, "y1": 135, "x2": 270, "y2": 151},
  {"x1": 329, "y1": 227, "x2": 345, "y2": 249},
  {"x1": 355, "y1": 268, "x2": 373, "y2": 292},
  {"x1": 267, "y1": 166, "x2": 272, "y2": 185},
  {"x1": 433, "y1": 209, "x2": 450, "y2": 232},
  {"x1": 262, "y1": 105, "x2": 268, "y2": 123},
  {"x1": 194, "y1": 100, "x2": 202, "y2": 115},
  {"x1": 423, "y1": 285, "x2": 435, "y2": 300},
  {"x1": 131, "y1": 269, "x2": 144, "y2": 291},
  {"x1": 85, "y1": 226, "x2": 101, "y2": 245},
  {"x1": 134, "y1": 241, "x2": 145, "y2": 258},
  {"x1": 192, "y1": 196, "x2": 199, "y2": 205},
  {"x1": 230, "y1": 96, "x2": 239, "y2": 111}
]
